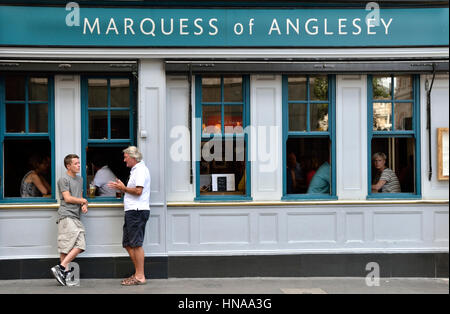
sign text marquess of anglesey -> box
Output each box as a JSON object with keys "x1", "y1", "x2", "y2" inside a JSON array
[
  {"x1": 81, "y1": 16, "x2": 393, "y2": 37},
  {"x1": 0, "y1": 6, "x2": 448, "y2": 47}
]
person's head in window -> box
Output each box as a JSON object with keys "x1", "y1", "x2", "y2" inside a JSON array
[
  {"x1": 21, "y1": 154, "x2": 51, "y2": 197},
  {"x1": 372, "y1": 152, "x2": 387, "y2": 171},
  {"x1": 371, "y1": 152, "x2": 401, "y2": 193}
]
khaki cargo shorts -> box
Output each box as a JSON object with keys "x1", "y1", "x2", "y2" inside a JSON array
[{"x1": 57, "y1": 217, "x2": 86, "y2": 254}]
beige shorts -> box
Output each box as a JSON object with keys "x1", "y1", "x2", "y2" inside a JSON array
[{"x1": 57, "y1": 217, "x2": 86, "y2": 254}]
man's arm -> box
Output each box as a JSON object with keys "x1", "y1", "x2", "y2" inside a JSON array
[
  {"x1": 61, "y1": 191, "x2": 88, "y2": 205},
  {"x1": 108, "y1": 179, "x2": 143, "y2": 196}
]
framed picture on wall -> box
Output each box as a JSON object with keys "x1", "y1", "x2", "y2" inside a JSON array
[{"x1": 437, "y1": 127, "x2": 449, "y2": 181}]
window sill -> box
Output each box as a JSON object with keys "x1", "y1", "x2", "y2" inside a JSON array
[
  {"x1": 282, "y1": 195, "x2": 338, "y2": 201},
  {"x1": 86, "y1": 197, "x2": 123, "y2": 203},
  {"x1": 194, "y1": 195, "x2": 253, "y2": 202},
  {"x1": 367, "y1": 193, "x2": 422, "y2": 200},
  {"x1": 0, "y1": 198, "x2": 57, "y2": 205}
]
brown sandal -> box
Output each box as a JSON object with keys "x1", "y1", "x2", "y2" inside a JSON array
[
  {"x1": 121, "y1": 275, "x2": 135, "y2": 285},
  {"x1": 122, "y1": 276, "x2": 146, "y2": 286}
]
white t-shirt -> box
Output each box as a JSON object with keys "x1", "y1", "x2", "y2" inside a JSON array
[
  {"x1": 124, "y1": 161, "x2": 151, "y2": 211},
  {"x1": 93, "y1": 166, "x2": 117, "y2": 197}
]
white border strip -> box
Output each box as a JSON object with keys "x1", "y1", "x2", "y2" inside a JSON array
[{"x1": 0, "y1": 47, "x2": 448, "y2": 59}]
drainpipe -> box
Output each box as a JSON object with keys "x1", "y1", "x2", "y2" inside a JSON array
[
  {"x1": 188, "y1": 63, "x2": 193, "y2": 184},
  {"x1": 426, "y1": 64, "x2": 436, "y2": 181}
]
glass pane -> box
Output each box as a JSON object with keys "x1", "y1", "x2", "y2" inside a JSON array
[
  {"x1": 111, "y1": 111, "x2": 130, "y2": 139},
  {"x1": 6, "y1": 103, "x2": 25, "y2": 132},
  {"x1": 29, "y1": 103, "x2": 48, "y2": 133},
  {"x1": 310, "y1": 76, "x2": 328, "y2": 101},
  {"x1": 5, "y1": 75, "x2": 26, "y2": 101},
  {"x1": 88, "y1": 79, "x2": 108, "y2": 108},
  {"x1": 202, "y1": 77, "x2": 221, "y2": 103},
  {"x1": 310, "y1": 103, "x2": 329, "y2": 131},
  {"x1": 111, "y1": 79, "x2": 130, "y2": 107},
  {"x1": 29, "y1": 77, "x2": 48, "y2": 101},
  {"x1": 394, "y1": 102, "x2": 413, "y2": 130},
  {"x1": 224, "y1": 105, "x2": 243, "y2": 133},
  {"x1": 394, "y1": 75, "x2": 413, "y2": 100},
  {"x1": 286, "y1": 137, "x2": 331, "y2": 195},
  {"x1": 373, "y1": 102, "x2": 392, "y2": 131},
  {"x1": 288, "y1": 103, "x2": 307, "y2": 131},
  {"x1": 288, "y1": 76, "x2": 307, "y2": 101},
  {"x1": 89, "y1": 110, "x2": 108, "y2": 139},
  {"x1": 373, "y1": 76, "x2": 392, "y2": 100},
  {"x1": 200, "y1": 139, "x2": 246, "y2": 195},
  {"x1": 371, "y1": 137, "x2": 415, "y2": 193},
  {"x1": 4, "y1": 139, "x2": 51, "y2": 198},
  {"x1": 202, "y1": 105, "x2": 222, "y2": 135},
  {"x1": 223, "y1": 76, "x2": 242, "y2": 102}
]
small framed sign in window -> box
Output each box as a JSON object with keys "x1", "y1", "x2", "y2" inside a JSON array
[{"x1": 437, "y1": 127, "x2": 449, "y2": 181}]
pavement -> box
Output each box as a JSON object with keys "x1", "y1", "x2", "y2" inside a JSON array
[{"x1": 0, "y1": 277, "x2": 448, "y2": 294}]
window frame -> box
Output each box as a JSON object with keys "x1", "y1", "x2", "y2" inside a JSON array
[
  {"x1": 367, "y1": 74, "x2": 421, "y2": 199},
  {"x1": 0, "y1": 75, "x2": 56, "y2": 203},
  {"x1": 81, "y1": 75, "x2": 136, "y2": 202},
  {"x1": 282, "y1": 74, "x2": 337, "y2": 200},
  {"x1": 194, "y1": 74, "x2": 252, "y2": 201}
]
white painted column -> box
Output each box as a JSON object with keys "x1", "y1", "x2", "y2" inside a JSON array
[
  {"x1": 166, "y1": 76, "x2": 194, "y2": 201},
  {"x1": 54, "y1": 75, "x2": 81, "y2": 183},
  {"x1": 138, "y1": 60, "x2": 167, "y2": 256},
  {"x1": 250, "y1": 75, "x2": 283, "y2": 201},
  {"x1": 421, "y1": 74, "x2": 449, "y2": 200},
  {"x1": 138, "y1": 59, "x2": 166, "y2": 205},
  {"x1": 336, "y1": 75, "x2": 368, "y2": 200}
]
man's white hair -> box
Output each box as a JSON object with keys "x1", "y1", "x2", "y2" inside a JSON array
[{"x1": 123, "y1": 146, "x2": 143, "y2": 162}]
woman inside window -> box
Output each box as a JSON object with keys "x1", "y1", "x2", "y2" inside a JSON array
[
  {"x1": 371, "y1": 152, "x2": 401, "y2": 193},
  {"x1": 20, "y1": 154, "x2": 51, "y2": 197}
]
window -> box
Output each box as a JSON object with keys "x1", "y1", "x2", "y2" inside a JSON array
[
  {"x1": 81, "y1": 77, "x2": 135, "y2": 200},
  {"x1": 0, "y1": 75, "x2": 54, "y2": 202},
  {"x1": 368, "y1": 75, "x2": 421, "y2": 198},
  {"x1": 195, "y1": 75, "x2": 251, "y2": 200},
  {"x1": 282, "y1": 75, "x2": 336, "y2": 199}
]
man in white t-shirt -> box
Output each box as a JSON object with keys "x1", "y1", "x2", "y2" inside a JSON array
[
  {"x1": 108, "y1": 146, "x2": 151, "y2": 286},
  {"x1": 92, "y1": 159, "x2": 118, "y2": 197}
]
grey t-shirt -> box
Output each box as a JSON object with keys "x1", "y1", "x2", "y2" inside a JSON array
[{"x1": 57, "y1": 172, "x2": 83, "y2": 221}]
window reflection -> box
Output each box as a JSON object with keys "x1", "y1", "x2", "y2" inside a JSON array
[
  {"x1": 373, "y1": 102, "x2": 392, "y2": 131},
  {"x1": 310, "y1": 76, "x2": 328, "y2": 101},
  {"x1": 289, "y1": 103, "x2": 307, "y2": 132},
  {"x1": 394, "y1": 75, "x2": 413, "y2": 100},
  {"x1": 288, "y1": 76, "x2": 307, "y2": 101},
  {"x1": 202, "y1": 77, "x2": 221, "y2": 103},
  {"x1": 88, "y1": 79, "x2": 108, "y2": 108},
  {"x1": 29, "y1": 78, "x2": 48, "y2": 101},
  {"x1": 223, "y1": 77, "x2": 243, "y2": 102},
  {"x1": 373, "y1": 76, "x2": 392, "y2": 100}
]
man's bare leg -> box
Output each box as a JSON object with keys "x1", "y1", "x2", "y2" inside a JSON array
[
  {"x1": 60, "y1": 253, "x2": 67, "y2": 264},
  {"x1": 133, "y1": 247, "x2": 146, "y2": 282},
  {"x1": 60, "y1": 248, "x2": 83, "y2": 269}
]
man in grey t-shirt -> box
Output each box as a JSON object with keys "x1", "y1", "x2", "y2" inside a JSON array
[{"x1": 51, "y1": 154, "x2": 88, "y2": 286}]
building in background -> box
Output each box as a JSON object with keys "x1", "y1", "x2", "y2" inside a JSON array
[{"x1": 0, "y1": 0, "x2": 448, "y2": 279}]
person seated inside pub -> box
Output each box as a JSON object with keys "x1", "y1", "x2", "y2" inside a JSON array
[
  {"x1": 371, "y1": 152, "x2": 401, "y2": 193},
  {"x1": 286, "y1": 152, "x2": 303, "y2": 194},
  {"x1": 306, "y1": 158, "x2": 331, "y2": 194},
  {"x1": 20, "y1": 154, "x2": 51, "y2": 197}
]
